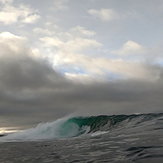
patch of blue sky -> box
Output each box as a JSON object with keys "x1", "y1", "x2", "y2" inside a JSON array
[
  {"x1": 55, "y1": 65, "x2": 87, "y2": 75},
  {"x1": 54, "y1": 63, "x2": 125, "y2": 81},
  {"x1": 121, "y1": 55, "x2": 145, "y2": 62},
  {"x1": 103, "y1": 70, "x2": 126, "y2": 81},
  {"x1": 153, "y1": 59, "x2": 163, "y2": 67},
  {"x1": 90, "y1": 70, "x2": 126, "y2": 81}
]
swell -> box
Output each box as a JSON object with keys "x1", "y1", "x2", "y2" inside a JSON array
[
  {"x1": 65, "y1": 113, "x2": 163, "y2": 134},
  {"x1": 1, "y1": 113, "x2": 163, "y2": 141}
]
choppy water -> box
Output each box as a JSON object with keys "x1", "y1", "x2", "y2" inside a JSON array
[{"x1": 0, "y1": 113, "x2": 163, "y2": 162}]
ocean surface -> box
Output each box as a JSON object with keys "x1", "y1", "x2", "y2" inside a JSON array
[{"x1": 0, "y1": 113, "x2": 163, "y2": 163}]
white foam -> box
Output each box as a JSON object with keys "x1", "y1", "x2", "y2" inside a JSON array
[
  {"x1": 0, "y1": 116, "x2": 81, "y2": 142},
  {"x1": 91, "y1": 131, "x2": 108, "y2": 137}
]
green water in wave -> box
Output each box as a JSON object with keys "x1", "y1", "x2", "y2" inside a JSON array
[{"x1": 61, "y1": 113, "x2": 163, "y2": 136}]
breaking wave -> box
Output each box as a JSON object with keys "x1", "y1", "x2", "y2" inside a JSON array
[{"x1": 1, "y1": 113, "x2": 163, "y2": 142}]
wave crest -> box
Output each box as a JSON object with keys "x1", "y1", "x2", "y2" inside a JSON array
[{"x1": 1, "y1": 113, "x2": 162, "y2": 141}]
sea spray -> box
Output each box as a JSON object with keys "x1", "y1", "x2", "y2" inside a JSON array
[{"x1": 0, "y1": 113, "x2": 163, "y2": 142}]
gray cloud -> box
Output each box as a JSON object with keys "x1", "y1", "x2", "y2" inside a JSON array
[
  {"x1": 0, "y1": 0, "x2": 163, "y2": 129},
  {"x1": 0, "y1": 50, "x2": 163, "y2": 128}
]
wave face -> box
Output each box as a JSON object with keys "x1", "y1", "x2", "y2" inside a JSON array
[{"x1": 1, "y1": 113, "x2": 163, "y2": 141}]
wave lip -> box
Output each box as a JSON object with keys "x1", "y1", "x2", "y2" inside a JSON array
[{"x1": 0, "y1": 113, "x2": 162, "y2": 142}]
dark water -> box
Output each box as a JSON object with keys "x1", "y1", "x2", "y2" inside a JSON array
[{"x1": 0, "y1": 113, "x2": 163, "y2": 162}]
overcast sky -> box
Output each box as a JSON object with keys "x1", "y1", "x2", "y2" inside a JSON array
[{"x1": 0, "y1": 0, "x2": 163, "y2": 128}]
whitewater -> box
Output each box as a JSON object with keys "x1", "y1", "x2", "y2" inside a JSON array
[{"x1": 0, "y1": 113, "x2": 163, "y2": 162}]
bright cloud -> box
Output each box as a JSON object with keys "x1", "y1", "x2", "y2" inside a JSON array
[
  {"x1": 53, "y1": 0, "x2": 69, "y2": 10},
  {"x1": 40, "y1": 37, "x2": 63, "y2": 48},
  {"x1": 39, "y1": 28, "x2": 101, "y2": 53},
  {"x1": 0, "y1": 32, "x2": 27, "y2": 57},
  {"x1": 88, "y1": 8, "x2": 118, "y2": 21},
  {"x1": 0, "y1": 0, "x2": 13, "y2": 4},
  {"x1": 33, "y1": 28, "x2": 54, "y2": 36},
  {"x1": 58, "y1": 53, "x2": 160, "y2": 81},
  {"x1": 70, "y1": 26, "x2": 96, "y2": 37},
  {"x1": 38, "y1": 28, "x2": 159, "y2": 82},
  {"x1": 112, "y1": 41, "x2": 146, "y2": 55},
  {"x1": 0, "y1": 0, "x2": 163, "y2": 125},
  {"x1": 0, "y1": 3, "x2": 40, "y2": 25},
  {"x1": 34, "y1": 24, "x2": 160, "y2": 82},
  {"x1": 64, "y1": 73, "x2": 100, "y2": 83}
]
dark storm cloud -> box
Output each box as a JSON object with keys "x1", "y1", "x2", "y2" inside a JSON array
[
  {"x1": 0, "y1": 32, "x2": 163, "y2": 127},
  {"x1": 0, "y1": 0, "x2": 163, "y2": 130},
  {"x1": 0, "y1": 51, "x2": 163, "y2": 128}
]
